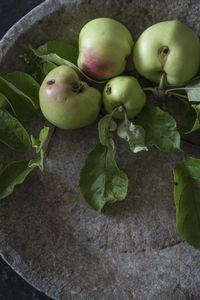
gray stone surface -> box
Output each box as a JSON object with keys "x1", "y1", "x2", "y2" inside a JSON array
[
  {"x1": 1, "y1": 0, "x2": 200, "y2": 299},
  {"x1": 0, "y1": 1, "x2": 52, "y2": 298}
]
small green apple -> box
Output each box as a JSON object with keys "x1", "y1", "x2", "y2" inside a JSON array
[
  {"x1": 39, "y1": 66, "x2": 101, "y2": 129},
  {"x1": 133, "y1": 20, "x2": 200, "y2": 86},
  {"x1": 77, "y1": 18, "x2": 133, "y2": 80},
  {"x1": 103, "y1": 76, "x2": 146, "y2": 119}
]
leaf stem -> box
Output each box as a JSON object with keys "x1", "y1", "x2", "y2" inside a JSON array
[
  {"x1": 143, "y1": 87, "x2": 155, "y2": 92},
  {"x1": 158, "y1": 72, "x2": 166, "y2": 90},
  {"x1": 103, "y1": 107, "x2": 119, "y2": 148},
  {"x1": 167, "y1": 91, "x2": 188, "y2": 99},
  {"x1": 165, "y1": 87, "x2": 187, "y2": 93},
  {"x1": 111, "y1": 106, "x2": 121, "y2": 117}
]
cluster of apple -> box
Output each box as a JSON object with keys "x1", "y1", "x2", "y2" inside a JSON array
[{"x1": 39, "y1": 18, "x2": 200, "y2": 129}]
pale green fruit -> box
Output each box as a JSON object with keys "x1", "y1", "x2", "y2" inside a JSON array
[
  {"x1": 103, "y1": 76, "x2": 146, "y2": 119},
  {"x1": 133, "y1": 20, "x2": 200, "y2": 86},
  {"x1": 77, "y1": 18, "x2": 133, "y2": 80},
  {"x1": 39, "y1": 66, "x2": 101, "y2": 129}
]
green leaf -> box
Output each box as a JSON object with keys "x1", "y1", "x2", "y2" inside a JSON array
[
  {"x1": 36, "y1": 52, "x2": 99, "y2": 82},
  {"x1": 136, "y1": 106, "x2": 182, "y2": 152},
  {"x1": 80, "y1": 143, "x2": 128, "y2": 213},
  {"x1": 31, "y1": 47, "x2": 106, "y2": 84},
  {"x1": 180, "y1": 103, "x2": 200, "y2": 134},
  {"x1": 98, "y1": 114, "x2": 117, "y2": 148},
  {"x1": 29, "y1": 150, "x2": 44, "y2": 172},
  {"x1": 20, "y1": 50, "x2": 45, "y2": 83},
  {"x1": 186, "y1": 76, "x2": 200, "y2": 103},
  {"x1": 2, "y1": 72, "x2": 40, "y2": 109},
  {"x1": 0, "y1": 109, "x2": 31, "y2": 151},
  {"x1": 173, "y1": 157, "x2": 200, "y2": 250},
  {"x1": 0, "y1": 158, "x2": 42, "y2": 200},
  {"x1": 31, "y1": 126, "x2": 49, "y2": 153},
  {"x1": 117, "y1": 120, "x2": 148, "y2": 153},
  {"x1": 31, "y1": 136, "x2": 40, "y2": 151},
  {"x1": 20, "y1": 50, "x2": 54, "y2": 84},
  {"x1": 0, "y1": 93, "x2": 9, "y2": 109},
  {"x1": 43, "y1": 62, "x2": 56, "y2": 75},
  {"x1": 0, "y1": 76, "x2": 37, "y2": 121},
  {"x1": 35, "y1": 41, "x2": 79, "y2": 65}
]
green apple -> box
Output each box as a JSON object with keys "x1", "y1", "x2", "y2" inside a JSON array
[
  {"x1": 133, "y1": 20, "x2": 200, "y2": 86},
  {"x1": 77, "y1": 18, "x2": 133, "y2": 80},
  {"x1": 103, "y1": 76, "x2": 146, "y2": 119},
  {"x1": 39, "y1": 66, "x2": 101, "y2": 129}
]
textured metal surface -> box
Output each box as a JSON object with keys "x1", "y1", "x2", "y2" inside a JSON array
[{"x1": 0, "y1": 0, "x2": 200, "y2": 299}]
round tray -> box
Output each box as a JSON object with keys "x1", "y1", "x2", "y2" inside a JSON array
[{"x1": 1, "y1": 0, "x2": 200, "y2": 299}]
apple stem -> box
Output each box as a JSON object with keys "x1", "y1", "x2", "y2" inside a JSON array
[
  {"x1": 158, "y1": 72, "x2": 166, "y2": 90},
  {"x1": 120, "y1": 108, "x2": 129, "y2": 126},
  {"x1": 111, "y1": 104, "x2": 128, "y2": 123}
]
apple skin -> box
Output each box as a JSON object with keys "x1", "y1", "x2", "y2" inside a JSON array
[
  {"x1": 103, "y1": 76, "x2": 146, "y2": 119},
  {"x1": 133, "y1": 20, "x2": 200, "y2": 86},
  {"x1": 39, "y1": 66, "x2": 101, "y2": 129},
  {"x1": 77, "y1": 18, "x2": 133, "y2": 80}
]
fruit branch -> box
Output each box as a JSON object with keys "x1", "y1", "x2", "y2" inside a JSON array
[
  {"x1": 165, "y1": 87, "x2": 187, "y2": 93},
  {"x1": 167, "y1": 91, "x2": 188, "y2": 99}
]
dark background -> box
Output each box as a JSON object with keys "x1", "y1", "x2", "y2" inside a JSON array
[{"x1": 0, "y1": 1, "x2": 53, "y2": 299}]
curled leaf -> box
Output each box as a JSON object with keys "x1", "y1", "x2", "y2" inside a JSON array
[
  {"x1": 31, "y1": 126, "x2": 49, "y2": 153},
  {"x1": 186, "y1": 76, "x2": 200, "y2": 103},
  {"x1": 98, "y1": 114, "x2": 117, "y2": 148},
  {"x1": 180, "y1": 103, "x2": 200, "y2": 134},
  {"x1": 117, "y1": 120, "x2": 147, "y2": 153}
]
